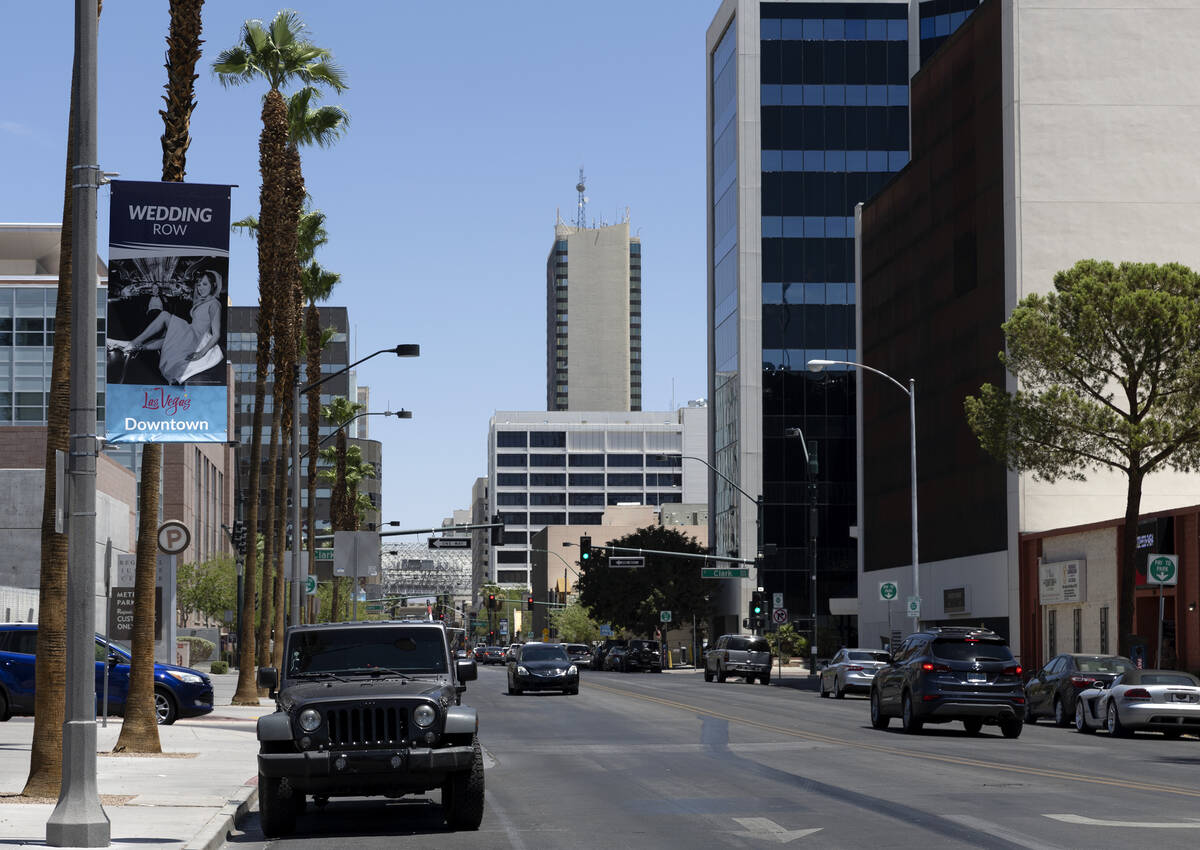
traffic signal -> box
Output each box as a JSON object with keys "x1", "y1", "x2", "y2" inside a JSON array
[
  {"x1": 487, "y1": 593, "x2": 497, "y2": 610},
  {"x1": 491, "y1": 513, "x2": 504, "y2": 546},
  {"x1": 579, "y1": 535, "x2": 592, "y2": 562},
  {"x1": 232, "y1": 520, "x2": 247, "y2": 556},
  {"x1": 750, "y1": 591, "x2": 766, "y2": 617},
  {"x1": 526, "y1": 595, "x2": 534, "y2": 608}
]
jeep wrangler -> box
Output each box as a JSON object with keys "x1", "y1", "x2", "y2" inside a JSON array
[{"x1": 255, "y1": 620, "x2": 483, "y2": 836}]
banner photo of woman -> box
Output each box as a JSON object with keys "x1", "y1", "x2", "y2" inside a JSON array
[{"x1": 105, "y1": 180, "x2": 233, "y2": 443}]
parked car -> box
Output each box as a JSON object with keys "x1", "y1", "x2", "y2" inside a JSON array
[
  {"x1": 869, "y1": 626, "x2": 1025, "y2": 738},
  {"x1": 603, "y1": 644, "x2": 629, "y2": 671},
  {"x1": 819, "y1": 648, "x2": 891, "y2": 698},
  {"x1": 566, "y1": 644, "x2": 593, "y2": 668},
  {"x1": 591, "y1": 640, "x2": 627, "y2": 670},
  {"x1": 622, "y1": 640, "x2": 663, "y2": 673},
  {"x1": 1024, "y1": 653, "x2": 1135, "y2": 726},
  {"x1": 0, "y1": 623, "x2": 213, "y2": 725},
  {"x1": 1073, "y1": 668, "x2": 1200, "y2": 737},
  {"x1": 507, "y1": 643, "x2": 579, "y2": 695},
  {"x1": 704, "y1": 634, "x2": 772, "y2": 685}
]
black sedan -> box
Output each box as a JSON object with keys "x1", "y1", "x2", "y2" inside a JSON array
[
  {"x1": 1024, "y1": 653, "x2": 1134, "y2": 726},
  {"x1": 507, "y1": 643, "x2": 579, "y2": 695}
]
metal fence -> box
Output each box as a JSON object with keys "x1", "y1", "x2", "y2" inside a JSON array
[{"x1": 0, "y1": 585, "x2": 39, "y2": 623}]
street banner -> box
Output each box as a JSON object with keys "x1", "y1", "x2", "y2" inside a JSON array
[{"x1": 105, "y1": 180, "x2": 232, "y2": 442}]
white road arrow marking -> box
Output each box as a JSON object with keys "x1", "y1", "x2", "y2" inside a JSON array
[
  {"x1": 732, "y1": 817, "x2": 821, "y2": 843},
  {"x1": 1046, "y1": 814, "x2": 1200, "y2": 829}
]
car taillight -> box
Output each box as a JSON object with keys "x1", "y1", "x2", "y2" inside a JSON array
[
  {"x1": 1069, "y1": 675, "x2": 1093, "y2": 688},
  {"x1": 723, "y1": 651, "x2": 730, "y2": 662},
  {"x1": 1003, "y1": 665, "x2": 1022, "y2": 676},
  {"x1": 1123, "y1": 688, "x2": 1152, "y2": 701},
  {"x1": 845, "y1": 665, "x2": 864, "y2": 671},
  {"x1": 921, "y1": 662, "x2": 951, "y2": 672}
]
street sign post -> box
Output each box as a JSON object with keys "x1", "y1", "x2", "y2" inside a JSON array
[
  {"x1": 772, "y1": 607, "x2": 788, "y2": 625},
  {"x1": 701, "y1": 567, "x2": 750, "y2": 579},
  {"x1": 906, "y1": 595, "x2": 921, "y2": 619},
  {"x1": 1148, "y1": 553, "x2": 1179, "y2": 669},
  {"x1": 610, "y1": 556, "x2": 645, "y2": 568},
  {"x1": 879, "y1": 581, "x2": 899, "y2": 601},
  {"x1": 428, "y1": 537, "x2": 471, "y2": 550}
]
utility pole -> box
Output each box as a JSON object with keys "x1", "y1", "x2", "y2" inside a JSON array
[{"x1": 47, "y1": 1, "x2": 109, "y2": 844}]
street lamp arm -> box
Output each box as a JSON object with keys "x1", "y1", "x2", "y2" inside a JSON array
[
  {"x1": 807, "y1": 359, "x2": 911, "y2": 397},
  {"x1": 300, "y1": 343, "x2": 420, "y2": 396},
  {"x1": 659, "y1": 453, "x2": 759, "y2": 507}
]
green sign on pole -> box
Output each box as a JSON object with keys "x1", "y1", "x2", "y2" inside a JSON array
[
  {"x1": 314, "y1": 548, "x2": 334, "y2": 562},
  {"x1": 660, "y1": 610, "x2": 672, "y2": 623},
  {"x1": 701, "y1": 567, "x2": 750, "y2": 579},
  {"x1": 1147, "y1": 554, "x2": 1178, "y2": 586},
  {"x1": 879, "y1": 581, "x2": 898, "y2": 601}
]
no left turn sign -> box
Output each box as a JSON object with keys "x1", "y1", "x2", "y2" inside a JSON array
[{"x1": 772, "y1": 608, "x2": 788, "y2": 625}]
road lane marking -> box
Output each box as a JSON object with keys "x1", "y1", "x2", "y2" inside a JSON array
[
  {"x1": 944, "y1": 814, "x2": 1064, "y2": 850},
  {"x1": 1045, "y1": 814, "x2": 1200, "y2": 828},
  {"x1": 732, "y1": 817, "x2": 821, "y2": 843},
  {"x1": 583, "y1": 681, "x2": 1200, "y2": 800}
]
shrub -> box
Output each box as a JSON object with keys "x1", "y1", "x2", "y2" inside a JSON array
[
  {"x1": 179, "y1": 636, "x2": 215, "y2": 662},
  {"x1": 209, "y1": 660, "x2": 229, "y2": 674}
]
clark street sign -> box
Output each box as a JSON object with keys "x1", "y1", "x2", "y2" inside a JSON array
[
  {"x1": 610, "y1": 556, "x2": 645, "y2": 568},
  {"x1": 314, "y1": 548, "x2": 334, "y2": 561},
  {"x1": 428, "y1": 537, "x2": 471, "y2": 549},
  {"x1": 701, "y1": 567, "x2": 750, "y2": 579}
]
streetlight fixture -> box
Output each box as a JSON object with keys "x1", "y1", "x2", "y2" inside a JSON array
[
  {"x1": 807, "y1": 358, "x2": 919, "y2": 627},
  {"x1": 290, "y1": 345, "x2": 419, "y2": 627}
]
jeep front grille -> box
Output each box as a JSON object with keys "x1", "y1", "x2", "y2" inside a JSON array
[{"x1": 325, "y1": 705, "x2": 408, "y2": 748}]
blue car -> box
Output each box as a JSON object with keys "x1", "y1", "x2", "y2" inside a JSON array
[{"x1": 0, "y1": 623, "x2": 213, "y2": 725}]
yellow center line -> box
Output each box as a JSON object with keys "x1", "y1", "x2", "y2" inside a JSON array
[{"x1": 586, "y1": 681, "x2": 1200, "y2": 799}]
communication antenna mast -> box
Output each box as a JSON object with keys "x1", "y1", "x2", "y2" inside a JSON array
[{"x1": 575, "y1": 167, "x2": 588, "y2": 228}]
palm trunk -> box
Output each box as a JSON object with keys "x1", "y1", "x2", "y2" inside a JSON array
[
  {"x1": 21, "y1": 7, "x2": 92, "y2": 787},
  {"x1": 305, "y1": 305, "x2": 320, "y2": 618},
  {"x1": 272, "y1": 435, "x2": 287, "y2": 670},
  {"x1": 232, "y1": 353, "x2": 267, "y2": 703},
  {"x1": 258, "y1": 421, "x2": 279, "y2": 672}
]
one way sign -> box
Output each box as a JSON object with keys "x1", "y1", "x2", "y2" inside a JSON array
[{"x1": 428, "y1": 537, "x2": 471, "y2": 550}]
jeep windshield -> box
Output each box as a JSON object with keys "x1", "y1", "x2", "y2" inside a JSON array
[{"x1": 285, "y1": 627, "x2": 449, "y2": 677}]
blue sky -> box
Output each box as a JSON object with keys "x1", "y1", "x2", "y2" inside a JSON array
[{"x1": 0, "y1": 2, "x2": 710, "y2": 534}]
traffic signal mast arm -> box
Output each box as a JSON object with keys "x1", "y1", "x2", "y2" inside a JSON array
[
  {"x1": 377, "y1": 521, "x2": 501, "y2": 538},
  {"x1": 566, "y1": 541, "x2": 756, "y2": 566}
]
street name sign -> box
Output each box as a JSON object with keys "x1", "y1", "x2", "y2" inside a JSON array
[
  {"x1": 701, "y1": 567, "x2": 750, "y2": 579},
  {"x1": 314, "y1": 548, "x2": 334, "y2": 562},
  {"x1": 906, "y1": 595, "x2": 921, "y2": 618},
  {"x1": 879, "y1": 581, "x2": 898, "y2": 601},
  {"x1": 428, "y1": 537, "x2": 471, "y2": 550},
  {"x1": 772, "y1": 608, "x2": 788, "y2": 625},
  {"x1": 1147, "y1": 553, "x2": 1179, "y2": 586},
  {"x1": 610, "y1": 556, "x2": 645, "y2": 568}
]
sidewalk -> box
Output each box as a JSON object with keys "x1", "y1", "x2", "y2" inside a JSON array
[{"x1": 0, "y1": 672, "x2": 271, "y2": 850}]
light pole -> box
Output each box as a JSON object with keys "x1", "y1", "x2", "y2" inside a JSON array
[
  {"x1": 784, "y1": 428, "x2": 819, "y2": 674},
  {"x1": 290, "y1": 345, "x2": 419, "y2": 628},
  {"x1": 808, "y1": 359, "x2": 919, "y2": 629}
]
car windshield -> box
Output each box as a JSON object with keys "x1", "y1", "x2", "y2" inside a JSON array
[
  {"x1": 1076, "y1": 657, "x2": 1134, "y2": 674},
  {"x1": 848, "y1": 651, "x2": 890, "y2": 663},
  {"x1": 285, "y1": 627, "x2": 447, "y2": 676},
  {"x1": 728, "y1": 637, "x2": 769, "y2": 652},
  {"x1": 1141, "y1": 673, "x2": 1198, "y2": 686},
  {"x1": 931, "y1": 639, "x2": 1014, "y2": 662},
  {"x1": 522, "y1": 645, "x2": 569, "y2": 662}
]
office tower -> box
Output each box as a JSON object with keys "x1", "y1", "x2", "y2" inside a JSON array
[
  {"x1": 546, "y1": 207, "x2": 642, "y2": 412},
  {"x1": 704, "y1": 0, "x2": 980, "y2": 638}
]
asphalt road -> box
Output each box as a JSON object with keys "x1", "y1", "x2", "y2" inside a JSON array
[{"x1": 223, "y1": 665, "x2": 1200, "y2": 849}]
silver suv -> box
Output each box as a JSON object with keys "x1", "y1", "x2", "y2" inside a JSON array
[{"x1": 704, "y1": 634, "x2": 772, "y2": 685}]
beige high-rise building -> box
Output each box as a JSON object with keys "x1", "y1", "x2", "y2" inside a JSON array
[{"x1": 546, "y1": 220, "x2": 641, "y2": 412}]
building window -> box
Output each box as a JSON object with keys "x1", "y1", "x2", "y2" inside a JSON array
[
  {"x1": 497, "y1": 473, "x2": 527, "y2": 487},
  {"x1": 568, "y1": 473, "x2": 604, "y2": 487},
  {"x1": 569, "y1": 492, "x2": 604, "y2": 506},
  {"x1": 607, "y1": 473, "x2": 643, "y2": 487},
  {"x1": 529, "y1": 512, "x2": 566, "y2": 525},
  {"x1": 570, "y1": 513, "x2": 603, "y2": 525},
  {"x1": 530, "y1": 455, "x2": 565, "y2": 467},
  {"x1": 530, "y1": 492, "x2": 565, "y2": 506},
  {"x1": 1073, "y1": 608, "x2": 1082, "y2": 653},
  {"x1": 530, "y1": 431, "x2": 566, "y2": 448},
  {"x1": 497, "y1": 570, "x2": 527, "y2": 585},
  {"x1": 496, "y1": 550, "x2": 527, "y2": 564},
  {"x1": 496, "y1": 493, "x2": 526, "y2": 506},
  {"x1": 607, "y1": 493, "x2": 643, "y2": 506},
  {"x1": 496, "y1": 431, "x2": 527, "y2": 448},
  {"x1": 529, "y1": 473, "x2": 565, "y2": 487},
  {"x1": 496, "y1": 454, "x2": 526, "y2": 467},
  {"x1": 568, "y1": 454, "x2": 604, "y2": 467},
  {"x1": 607, "y1": 454, "x2": 643, "y2": 467},
  {"x1": 1100, "y1": 607, "x2": 1109, "y2": 654},
  {"x1": 497, "y1": 511, "x2": 526, "y2": 527}
]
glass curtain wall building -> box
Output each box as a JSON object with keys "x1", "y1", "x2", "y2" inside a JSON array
[{"x1": 705, "y1": 0, "x2": 978, "y2": 638}]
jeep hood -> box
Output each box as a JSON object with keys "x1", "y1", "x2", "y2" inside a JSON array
[{"x1": 279, "y1": 677, "x2": 447, "y2": 709}]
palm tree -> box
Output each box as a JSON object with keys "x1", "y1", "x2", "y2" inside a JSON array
[
  {"x1": 319, "y1": 396, "x2": 362, "y2": 619},
  {"x1": 213, "y1": 10, "x2": 345, "y2": 703},
  {"x1": 111, "y1": 0, "x2": 205, "y2": 757},
  {"x1": 23, "y1": 0, "x2": 104, "y2": 799}
]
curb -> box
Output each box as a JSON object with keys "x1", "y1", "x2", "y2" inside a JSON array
[{"x1": 182, "y1": 783, "x2": 257, "y2": 850}]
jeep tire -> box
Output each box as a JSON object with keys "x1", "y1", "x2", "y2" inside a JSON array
[
  {"x1": 258, "y1": 773, "x2": 296, "y2": 838},
  {"x1": 443, "y1": 736, "x2": 485, "y2": 830}
]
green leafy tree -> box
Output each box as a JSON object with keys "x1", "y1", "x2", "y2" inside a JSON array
[
  {"x1": 964, "y1": 260, "x2": 1200, "y2": 656},
  {"x1": 548, "y1": 603, "x2": 602, "y2": 643},
  {"x1": 765, "y1": 624, "x2": 806, "y2": 661},
  {"x1": 177, "y1": 555, "x2": 238, "y2": 627},
  {"x1": 576, "y1": 526, "x2": 713, "y2": 637}
]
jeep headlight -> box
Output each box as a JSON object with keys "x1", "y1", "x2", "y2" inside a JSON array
[
  {"x1": 298, "y1": 708, "x2": 321, "y2": 732},
  {"x1": 414, "y1": 704, "x2": 436, "y2": 728}
]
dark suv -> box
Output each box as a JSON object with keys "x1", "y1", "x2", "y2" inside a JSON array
[
  {"x1": 869, "y1": 627, "x2": 1025, "y2": 738},
  {"x1": 622, "y1": 640, "x2": 663, "y2": 673},
  {"x1": 255, "y1": 620, "x2": 482, "y2": 837}
]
